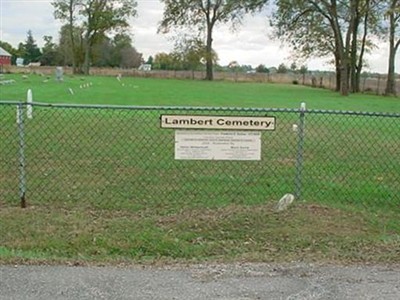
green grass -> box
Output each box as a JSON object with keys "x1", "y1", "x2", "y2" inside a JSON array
[
  {"x1": 0, "y1": 204, "x2": 399, "y2": 265},
  {"x1": 0, "y1": 73, "x2": 399, "y2": 265},
  {"x1": 1, "y1": 73, "x2": 399, "y2": 112}
]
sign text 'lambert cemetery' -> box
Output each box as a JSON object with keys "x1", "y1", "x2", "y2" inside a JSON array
[{"x1": 161, "y1": 115, "x2": 275, "y2": 131}]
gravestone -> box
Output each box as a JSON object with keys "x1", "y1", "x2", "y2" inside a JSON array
[{"x1": 55, "y1": 67, "x2": 64, "y2": 82}]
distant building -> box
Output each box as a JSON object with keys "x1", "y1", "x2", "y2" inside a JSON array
[
  {"x1": 138, "y1": 64, "x2": 152, "y2": 71},
  {"x1": 0, "y1": 47, "x2": 12, "y2": 68}
]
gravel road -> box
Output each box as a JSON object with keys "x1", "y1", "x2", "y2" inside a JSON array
[{"x1": 1, "y1": 263, "x2": 399, "y2": 299}]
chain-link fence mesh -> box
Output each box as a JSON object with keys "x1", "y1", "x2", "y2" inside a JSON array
[{"x1": 1, "y1": 102, "x2": 399, "y2": 213}]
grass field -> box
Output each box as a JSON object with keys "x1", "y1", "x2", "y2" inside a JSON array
[
  {"x1": 0, "y1": 73, "x2": 399, "y2": 265},
  {"x1": 1, "y1": 73, "x2": 400, "y2": 112}
]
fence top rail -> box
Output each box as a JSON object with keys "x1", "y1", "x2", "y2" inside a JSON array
[
  {"x1": 307, "y1": 109, "x2": 400, "y2": 118},
  {"x1": 0, "y1": 100, "x2": 399, "y2": 118},
  {"x1": 0, "y1": 101, "x2": 299, "y2": 114}
]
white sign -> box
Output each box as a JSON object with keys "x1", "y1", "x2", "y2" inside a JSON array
[
  {"x1": 161, "y1": 115, "x2": 275, "y2": 131},
  {"x1": 175, "y1": 131, "x2": 261, "y2": 161}
]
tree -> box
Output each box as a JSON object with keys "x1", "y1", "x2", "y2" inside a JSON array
[
  {"x1": 270, "y1": 0, "x2": 380, "y2": 96},
  {"x1": 109, "y1": 34, "x2": 142, "y2": 68},
  {"x1": 81, "y1": 0, "x2": 137, "y2": 74},
  {"x1": 348, "y1": 0, "x2": 380, "y2": 93},
  {"x1": 52, "y1": 0, "x2": 80, "y2": 72},
  {"x1": 383, "y1": 0, "x2": 400, "y2": 96},
  {"x1": 91, "y1": 35, "x2": 113, "y2": 67},
  {"x1": 88, "y1": 33, "x2": 143, "y2": 68},
  {"x1": 22, "y1": 30, "x2": 42, "y2": 64},
  {"x1": 159, "y1": 0, "x2": 265, "y2": 81},
  {"x1": 53, "y1": 0, "x2": 137, "y2": 74},
  {"x1": 180, "y1": 38, "x2": 206, "y2": 72},
  {"x1": 277, "y1": 63, "x2": 288, "y2": 73},
  {"x1": 173, "y1": 35, "x2": 218, "y2": 78},
  {"x1": 17, "y1": 43, "x2": 27, "y2": 64},
  {"x1": 40, "y1": 36, "x2": 61, "y2": 66},
  {"x1": 290, "y1": 62, "x2": 297, "y2": 73},
  {"x1": 146, "y1": 56, "x2": 154, "y2": 65},
  {"x1": 57, "y1": 24, "x2": 85, "y2": 69},
  {"x1": 122, "y1": 47, "x2": 143, "y2": 68},
  {"x1": 153, "y1": 52, "x2": 176, "y2": 70},
  {"x1": 255, "y1": 64, "x2": 269, "y2": 73},
  {"x1": 299, "y1": 65, "x2": 308, "y2": 84}
]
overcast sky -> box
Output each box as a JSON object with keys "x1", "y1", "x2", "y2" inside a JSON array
[{"x1": 0, "y1": 0, "x2": 398, "y2": 73}]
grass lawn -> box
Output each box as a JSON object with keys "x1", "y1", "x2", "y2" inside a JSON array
[
  {"x1": 0, "y1": 73, "x2": 399, "y2": 265},
  {"x1": 1, "y1": 73, "x2": 399, "y2": 112}
]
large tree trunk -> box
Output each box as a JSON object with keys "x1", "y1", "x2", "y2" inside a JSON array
[
  {"x1": 83, "y1": 32, "x2": 91, "y2": 75},
  {"x1": 330, "y1": 1, "x2": 349, "y2": 96},
  {"x1": 349, "y1": 0, "x2": 360, "y2": 93},
  {"x1": 340, "y1": 64, "x2": 349, "y2": 96},
  {"x1": 335, "y1": 64, "x2": 341, "y2": 92},
  {"x1": 355, "y1": 6, "x2": 369, "y2": 93},
  {"x1": 385, "y1": 39, "x2": 398, "y2": 96},
  {"x1": 334, "y1": 47, "x2": 341, "y2": 92},
  {"x1": 339, "y1": 31, "x2": 350, "y2": 96},
  {"x1": 67, "y1": 1, "x2": 77, "y2": 74},
  {"x1": 83, "y1": 49, "x2": 90, "y2": 75},
  {"x1": 385, "y1": 4, "x2": 399, "y2": 96},
  {"x1": 205, "y1": 23, "x2": 214, "y2": 81},
  {"x1": 68, "y1": 23, "x2": 77, "y2": 74},
  {"x1": 335, "y1": 43, "x2": 349, "y2": 97}
]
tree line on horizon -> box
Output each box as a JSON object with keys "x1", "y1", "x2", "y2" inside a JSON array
[
  {"x1": 0, "y1": 29, "x2": 307, "y2": 77},
  {"x1": 1, "y1": 0, "x2": 399, "y2": 96}
]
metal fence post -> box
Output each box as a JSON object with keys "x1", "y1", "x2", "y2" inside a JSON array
[
  {"x1": 17, "y1": 103, "x2": 27, "y2": 208},
  {"x1": 294, "y1": 102, "x2": 306, "y2": 200}
]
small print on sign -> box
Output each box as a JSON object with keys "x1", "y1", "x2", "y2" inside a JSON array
[{"x1": 175, "y1": 130, "x2": 261, "y2": 161}]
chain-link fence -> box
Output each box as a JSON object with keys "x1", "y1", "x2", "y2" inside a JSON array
[{"x1": 1, "y1": 101, "x2": 399, "y2": 212}]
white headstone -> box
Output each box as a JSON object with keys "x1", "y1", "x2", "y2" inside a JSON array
[{"x1": 27, "y1": 89, "x2": 33, "y2": 119}]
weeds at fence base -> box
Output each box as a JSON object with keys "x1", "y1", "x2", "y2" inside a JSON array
[{"x1": 0, "y1": 202, "x2": 399, "y2": 265}]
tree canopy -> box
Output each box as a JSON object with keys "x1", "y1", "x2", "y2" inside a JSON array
[
  {"x1": 52, "y1": 0, "x2": 137, "y2": 74},
  {"x1": 269, "y1": 0, "x2": 398, "y2": 96},
  {"x1": 159, "y1": 0, "x2": 266, "y2": 80},
  {"x1": 1, "y1": 0, "x2": 398, "y2": 97},
  {"x1": 22, "y1": 30, "x2": 42, "y2": 65}
]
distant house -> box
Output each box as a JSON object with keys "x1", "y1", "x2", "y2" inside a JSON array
[
  {"x1": 138, "y1": 64, "x2": 152, "y2": 71},
  {"x1": 0, "y1": 47, "x2": 12, "y2": 71}
]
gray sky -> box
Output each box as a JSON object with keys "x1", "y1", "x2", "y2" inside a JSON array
[{"x1": 0, "y1": 0, "x2": 397, "y2": 73}]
